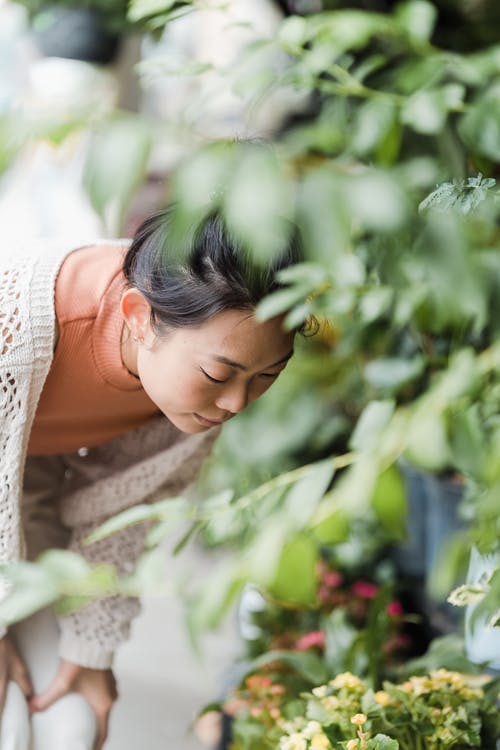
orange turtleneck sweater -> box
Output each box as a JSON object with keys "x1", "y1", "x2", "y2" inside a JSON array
[{"x1": 28, "y1": 243, "x2": 160, "y2": 456}]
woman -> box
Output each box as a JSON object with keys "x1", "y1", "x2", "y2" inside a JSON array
[{"x1": 0, "y1": 207, "x2": 300, "y2": 749}]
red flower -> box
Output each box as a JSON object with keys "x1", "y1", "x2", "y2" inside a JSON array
[
  {"x1": 387, "y1": 600, "x2": 404, "y2": 617},
  {"x1": 295, "y1": 630, "x2": 326, "y2": 651},
  {"x1": 351, "y1": 581, "x2": 379, "y2": 599}
]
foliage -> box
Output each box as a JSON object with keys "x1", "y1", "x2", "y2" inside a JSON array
[
  {"x1": 224, "y1": 669, "x2": 500, "y2": 750},
  {"x1": 239, "y1": 557, "x2": 414, "y2": 690},
  {"x1": 11, "y1": 0, "x2": 196, "y2": 34},
  {"x1": 1, "y1": 0, "x2": 499, "y2": 664}
]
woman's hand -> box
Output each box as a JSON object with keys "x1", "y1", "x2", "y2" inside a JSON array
[
  {"x1": 30, "y1": 659, "x2": 118, "y2": 750},
  {"x1": 0, "y1": 634, "x2": 34, "y2": 715}
]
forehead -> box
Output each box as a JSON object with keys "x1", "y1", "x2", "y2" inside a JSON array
[{"x1": 186, "y1": 309, "x2": 294, "y2": 367}]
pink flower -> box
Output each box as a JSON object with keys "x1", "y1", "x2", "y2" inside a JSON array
[
  {"x1": 387, "y1": 600, "x2": 404, "y2": 617},
  {"x1": 295, "y1": 630, "x2": 326, "y2": 651},
  {"x1": 351, "y1": 581, "x2": 379, "y2": 599},
  {"x1": 323, "y1": 570, "x2": 344, "y2": 588}
]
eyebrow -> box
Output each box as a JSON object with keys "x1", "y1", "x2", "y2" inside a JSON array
[{"x1": 212, "y1": 350, "x2": 294, "y2": 372}]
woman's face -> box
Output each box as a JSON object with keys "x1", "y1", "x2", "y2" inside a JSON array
[{"x1": 122, "y1": 301, "x2": 295, "y2": 434}]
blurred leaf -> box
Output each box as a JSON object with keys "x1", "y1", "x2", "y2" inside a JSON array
[
  {"x1": 405, "y1": 411, "x2": 450, "y2": 472},
  {"x1": 85, "y1": 498, "x2": 188, "y2": 544},
  {"x1": 312, "y1": 509, "x2": 350, "y2": 545},
  {"x1": 83, "y1": 114, "x2": 152, "y2": 234},
  {"x1": 0, "y1": 564, "x2": 58, "y2": 624},
  {"x1": 323, "y1": 608, "x2": 357, "y2": 675},
  {"x1": 371, "y1": 465, "x2": 407, "y2": 539},
  {"x1": 459, "y1": 85, "x2": 500, "y2": 161},
  {"x1": 242, "y1": 649, "x2": 328, "y2": 685},
  {"x1": 350, "y1": 400, "x2": 395, "y2": 453},
  {"x1": 395, "y1": 0, "x2": 437, "y2": 43},
  {"x1": 400, "y1": 634, "x2": 482, "y2": 676},
  {"x1": 364, "y1": 356, "x2": 425, "y2": 394},
  {"x1": 347, "y1": 172, "x2": 409, "y2": 231},
  {"x1": 121, "y1": 548, "x2": 168, "y2": 596},
  {"x1": 256, "y1": 284, "x2": 313, "y2": 322},
  {"x1": 283, "y1": 459, "x2": 336, "y2": 530},
  {"x1": 268, "y1": 534, "x2": 318, "y2": 606},
  {"x1": 298, "y1": 168, "x2": 351, "y2": 264},
  {"x1": 401, "y1": 85, "x2": 465, "y2": 135},
  {"x1": 223, "y1": 145, "x2": 292, "y2": 264},
  {"x1": 351, "y1": 97, "x2": 399, "y2": 161}
]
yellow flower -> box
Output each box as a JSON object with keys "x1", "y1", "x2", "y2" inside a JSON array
[
  {"x1": 312, "y1": 685, "x2": 328, "y2": 698},
  {"x1": 302, "y1": 722, "x2": 322, "y2": 739},
  {"x1": 374, "y1": 691, "x2": 390, "y2": 706},
  {"x1": 323, "y1": 696, "x2": 340, "y2": 710},
  {"x1": 408, "y1": 676, "x2": 433, "y2": 695},
  {"x1": 350, "y1": 713, "x2": 368, "y2": 726},
  {"x1": 310, "y1": 733, "x2": 330, "y2": 749},
  {"x1": 280, "y1": 733, "x2": 307, "y2": 750},
  {"x1": 330, "y1": 673, "x2": 365, "y2": 691},
  {"x1": 346, "y1": 741, "x2": 358, "y2": 750}
]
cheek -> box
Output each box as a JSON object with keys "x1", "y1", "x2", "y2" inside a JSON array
[
  {"x1": 138, "y1": 353, "x2": 212, "y2": 409},
  {"x1": 249, "y1": 378, "x2": 277, "y2": 401}
]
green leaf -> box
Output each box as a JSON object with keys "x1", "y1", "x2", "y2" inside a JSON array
[
  {"x1": 350, "y1": 400, "x2": 395, "y2": 453},
  {"x1": 351, "y1": 97, "x2": 399, "y2": 158},
  {"x1": 241, "y1": 649, "x2": 328, "y2": 686},
  {"x1": 312, "y1": 509, "x2": 350, "y2": 545},
  {"x1": 83, "y1": 114, "x2": 152, "y2": 234},
  {"x1": 128, "y1": 0, "x2": 183, "y2": 23},
  {"x1": 402, "y1": 86, "x2": 465, "y2": 135},
  {"x1": 371, "y1": 465, "x2": 408, "y2": 539},
  {"x1": 283, "y1": 459, "x2": 336, "y2": 530},
  {"x1": 364, "y1": 356, "x2": 425, "y2": 393},
  {"x1": 369, "y1": 735, "x2": 399, "y2": 750},
  {"x1": 85, "y1": 499, "x2": 188, "y2": 544},
  {"x1": 459, "y1": 85, "x2": 500, "y2": 161},
  {"x1": 323, "y1": 608, "x2": 357, "y2": 675},
  {"x1": 255, "y1": 285, "x2": 312, "y2": 322},
  {"x1": 405, "y1": 411, "x2": 450, "y2": 472},
  {"x1": 268, "y1": 534, "x2": 318, "y2": 606},
  {"x1": 223, "y1": 145, "x2": 292, "y2": 265},
  {"x1": 395, "y1": 0, "x2": 437, "y2": 42}
]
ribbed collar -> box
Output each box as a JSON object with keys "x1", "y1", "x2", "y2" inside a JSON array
[{"x1": 92, "y1": 270, "x2": 143, "y2": 392}]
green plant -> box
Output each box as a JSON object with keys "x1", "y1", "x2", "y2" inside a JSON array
[
  {"x1": 13, "y1": 0, "x2": 196, "y2": 35},
  {"x1": 276, "y1": 669, "x2": 500, "y2": 750}
]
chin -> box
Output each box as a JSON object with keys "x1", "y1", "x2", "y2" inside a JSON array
[{"x1": 162, "y1": 412, "x2": 210, "y2": 434}]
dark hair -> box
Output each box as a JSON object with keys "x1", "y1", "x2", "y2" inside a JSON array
[{"x1": 123, "y1": 207, "x2": 306, "y2": 333}]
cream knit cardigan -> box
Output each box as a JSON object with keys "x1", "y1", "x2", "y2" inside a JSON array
[{"x1": 0, "y1": 242, "x2": 219, "y2": 668}]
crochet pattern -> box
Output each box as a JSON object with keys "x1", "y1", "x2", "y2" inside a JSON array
[{"x1": 0, "y1": 244, "x2": 220, "y2": 665}]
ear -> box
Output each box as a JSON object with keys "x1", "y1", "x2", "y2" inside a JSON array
[{"x1": 120, "y1": 288, "x2": 152, "y2": 341}]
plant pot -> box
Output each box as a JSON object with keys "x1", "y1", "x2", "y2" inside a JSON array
[{"x1": 33, "y1": 8, "x2": 121, "y2": 64}]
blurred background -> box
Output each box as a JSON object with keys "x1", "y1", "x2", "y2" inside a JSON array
[{"x1": 1, "y1": 0, "x2": 499, "y2": 748}]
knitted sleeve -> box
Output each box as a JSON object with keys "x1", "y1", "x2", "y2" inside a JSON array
[
  {"x1": 57, "y1": 426, "x2": 219, "y2": 668},
  {"x1": 0, "y1": 254, "x2": 56, "y2": 585},
  {"x1": 57, "y1": 519, "x2": 150, "y2": 669}
]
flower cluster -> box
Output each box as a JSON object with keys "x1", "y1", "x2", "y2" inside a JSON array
[
  {"x1": 224, "y1": 673, "x2": 287, "y2": 731},
  {"x1": 276, "y1": 669, "x2": 500, "y2": 750},
  {"x1": 248, "y1": 560, "x2": 411, "y2": 665}
]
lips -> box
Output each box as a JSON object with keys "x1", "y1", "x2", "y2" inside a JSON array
[{"x1": 193, "y1": 413, "x2": 226, "y2": 427}]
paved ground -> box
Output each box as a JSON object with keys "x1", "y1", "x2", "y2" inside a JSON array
[{"x1": 106, "y1": 545, "x2": 241, "y2": 750}]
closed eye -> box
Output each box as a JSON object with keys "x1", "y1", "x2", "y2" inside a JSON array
[{"x1": 200, "y1": 367, "x2": 226, "y2": 384}]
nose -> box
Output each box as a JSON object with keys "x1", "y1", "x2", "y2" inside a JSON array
[{"x1": 215, "y1": 382, "x2": 249, "y2": 415}]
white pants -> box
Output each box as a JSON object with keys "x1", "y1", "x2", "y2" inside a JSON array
[
  {"x1": 0, "y1": 456, "x2": 98, "y2": 749},
  {"x1": 2, "y1": 609, "x2": 97, "y2": 750}
]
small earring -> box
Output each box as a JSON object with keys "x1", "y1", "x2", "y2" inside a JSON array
[{"x1": 133, "y1": 334, "x2": 144, "y2": 344}]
